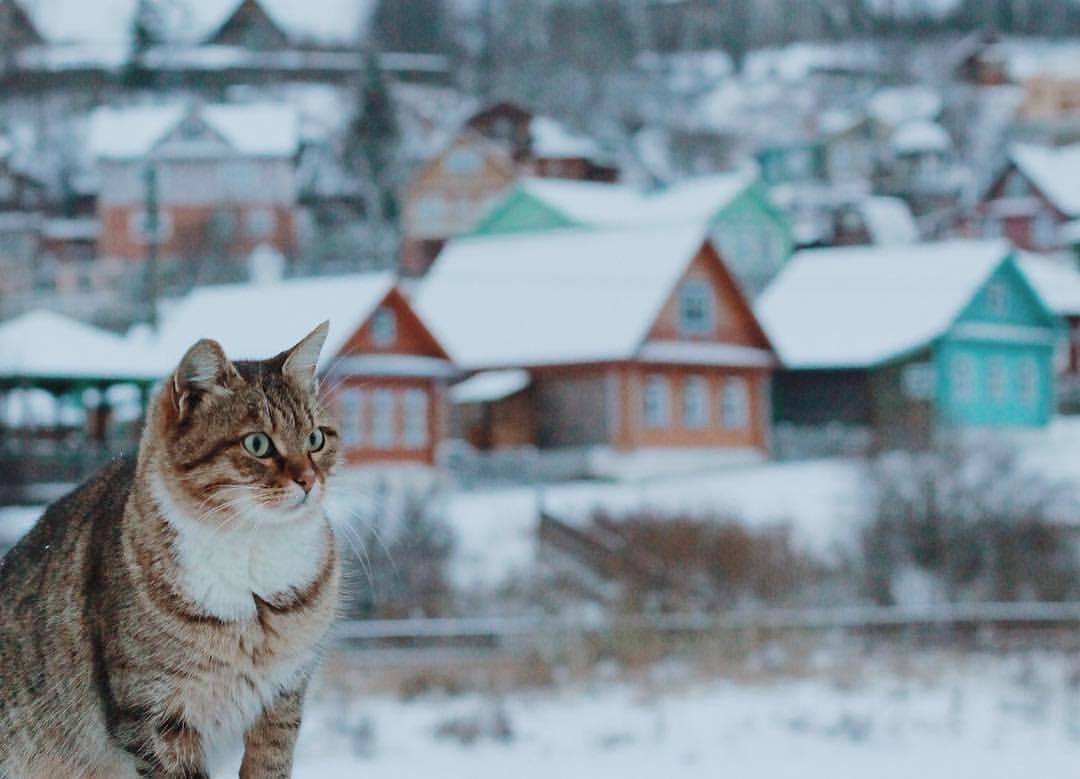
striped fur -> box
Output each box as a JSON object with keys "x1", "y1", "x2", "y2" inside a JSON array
[{"x1": 0, "y1": 324, "x2": 341, "y2": 777}]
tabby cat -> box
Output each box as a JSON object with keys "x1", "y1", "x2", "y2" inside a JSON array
[{"x1": 0, "y1": 322, "x2": 341, "y2": 778}]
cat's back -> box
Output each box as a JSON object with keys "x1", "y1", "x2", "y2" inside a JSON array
[{"x1": 0, "y1": 455, "x2": 135, "y2": 598}]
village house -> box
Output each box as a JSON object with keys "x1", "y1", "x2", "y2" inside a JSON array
[
  {"x1": 1019, "y1": 253, "x2": 1080, "y2": 412},
  {"x1": 976, "y1": 143, "x2": 1080, "y2": 254},
  {"x1": 88, "y1": 100, "x2": 301, "y2": 286},
  {"x1": 155, "y1": 272, "x2": 455, "y2": 468},
  {"x1": 414, "y1": 224, "x2": 777, "y2": 476},
  {"x1": 470, "y1": 169, "x2": 792, "y2": 297},
  {"x1": 756, "y1": 240, "x2": 1060, "y2": 453},
  {"x1": 400, "y1": 101, "x2": 620, "y2": 276}
]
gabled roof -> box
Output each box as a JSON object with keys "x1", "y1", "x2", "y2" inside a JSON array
[
  {"x1": 484, "y1": 167, "x2": 759, "y2": 232},
  {"x1": 1019, "y1": 252, "x2": 1080, "y2": 318},
  {"x1": 87, "y1": 102, "x2": 300, "y2": 160},
  {"x1": 0, "y1": 310, "x2": 159, "y2": 381},
  {"x1": 19, "y1": 0, "x2": 374, "y2": 47},
  {"x1": 1009, "y1": 143, "x2": 1080, "y2": 218},
  {"x1": 154, "y1": 272, "x2": 397, "y2": 370},
  {"x1": 756, "y1": 240, "x2": 1018, "y2": 369},
  {"x1": 414, "y1": 224, "x2": 725, "y2": 370}
]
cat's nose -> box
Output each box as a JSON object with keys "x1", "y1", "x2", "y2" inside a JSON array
[{"x1": 289, "y1": 462, "x2": 316, "y2": 494}]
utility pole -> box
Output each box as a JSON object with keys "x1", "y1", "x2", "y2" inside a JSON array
[{"x1": 143, "y1": 163, "x2": 160, "y2": 331}]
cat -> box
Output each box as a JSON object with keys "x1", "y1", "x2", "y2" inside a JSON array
[{"x1": 0, "y1": 322, "x2": 342, "y2": 778}]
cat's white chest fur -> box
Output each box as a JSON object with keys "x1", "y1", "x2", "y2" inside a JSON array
[{"x1": 151, "y1": 474, "x2": 328, "y2": 622}]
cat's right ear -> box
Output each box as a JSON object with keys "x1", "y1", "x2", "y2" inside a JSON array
[{"x1": 171, "y1": 338, "x2": 241, "y2": 418}]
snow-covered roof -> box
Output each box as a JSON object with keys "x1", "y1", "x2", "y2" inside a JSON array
[
  {"x1": 1010, "y1": 143, "x2": 1080, "y2": 218},
  {"x1": 529, "y1": 117, "x2": 602, "y2": 160},
  {"x1": 20, "y1": 0, "x2": 375, "y2": 47},
  {"x1": 868, "y1": 85, "x2": 943, "y2": 128},
  {"x1": 0, "y1": 310, "x2": 160, "y2": 381},
  {"x1": 756, "y1": 240, "x2": 1013, "y2": 369},
  {"x1": 450, "y1": 369, "x2": 531, "y2": 404},
  {"x1": 154, "y1": 272, "x2": 396, "y2": 371},
  {"x1": 891, "y1": 120, "x2": 951, "y2": 154},
  {"x1": 509, "y1": 167, "x2": 757, "y2": 230},
  {"x1": 1019, "y1": 253, "x2": 1080, "y2": 317},
  {"x1": 857, "y1": 197, "x2": 918, "y2": 245},
  {"x1": 88, "y1": 101, "x2": 300, "y2": 160},
  {"x1": 415, "y1": 224, "x2": 713, "y2": 369}
]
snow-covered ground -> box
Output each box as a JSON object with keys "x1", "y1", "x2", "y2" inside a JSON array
[{"x1": 287, "y1": 650, "x2": 1080, "y2": 779}]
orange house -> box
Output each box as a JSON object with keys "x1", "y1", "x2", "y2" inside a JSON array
[
  {"x1": 415, "y1": 225, "x2": 777, "y2": 460},
  {"x1": 156, "y1": 272, "x2": 455, "y2": 467}
]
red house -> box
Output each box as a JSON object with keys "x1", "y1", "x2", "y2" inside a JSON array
[
  {"x1": 415, "y1": 225, "x2": 777, "y2": 469},
  {"x1": 976, "y1": 143, "x2": 1080, "y2": 253},
  {"x1": 156, "y1": 272, "x2": 455, "y2": 467}
]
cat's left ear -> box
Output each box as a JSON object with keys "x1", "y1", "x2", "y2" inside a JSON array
[{"x1": 282, "y1": 320, "x2": 329, "y2": 389}]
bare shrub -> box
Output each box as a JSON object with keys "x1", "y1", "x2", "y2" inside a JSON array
[{"x1": 859, "y1": 438, "x2": 1079, "y2": 604}]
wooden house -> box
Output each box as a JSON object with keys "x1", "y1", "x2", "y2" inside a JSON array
[
  {"x1": 976, "y1": 143, "x2": 1080, "y2": 253},
  {"x1": 88, "y1": 101, "x2": 300, "y2": 272},
  {"x1": 756, "y1": 241, "x2": 1061, "y2": 451},
  {"x1": 156, "y1": 272, "x2": 455, "y2": 467},
  {"x1": 1019, "y1": 253, "x2": 1080, "y2": 412},
  {"x1": 400, "y1": 130, "x2": 517, "y2": 276},
  {"x1": 471, "y1": 171, "x2": 792, "y2": 297},
  {"x1": 415, "y1": 225, "x2": 777, "y2": 463}
]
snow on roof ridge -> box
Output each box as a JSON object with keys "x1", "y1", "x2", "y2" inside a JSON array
[
  {"x1": 756, "y1": 239, "x2": 1013, "y2": 369},
  {"x1": 1009, "y1": 142, "x2": 1080, "y2": 218},
  {"x1": 417, "y1": 223, "x2": 713, "y2": 369}
]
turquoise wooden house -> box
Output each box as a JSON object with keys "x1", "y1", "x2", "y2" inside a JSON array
[
  {"x1": 471, "y1": 171, "x2": 793, "y2": 297},
  {"x1": 755, "y1": 240, "x2": 1061, "y2": 450}
]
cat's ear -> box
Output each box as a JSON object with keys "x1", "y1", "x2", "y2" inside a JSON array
[
  {"x1": 172, "y1": 338, "x2": 241, "y2": 416},
  {"x1": 282, "y1": 321, "x2": 329, "y2": 389}
]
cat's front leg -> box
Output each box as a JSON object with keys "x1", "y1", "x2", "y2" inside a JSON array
[{"x1": 239, "y1": 685, "x2": 306, "y2": 779}]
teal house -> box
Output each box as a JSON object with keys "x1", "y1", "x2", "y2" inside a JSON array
[
  {"x1": 755, "y1": 240, "x2": 1061, "y2": 449},
  {"x1": 471, "y1": 171, "x2": 793, "y2": 297}
]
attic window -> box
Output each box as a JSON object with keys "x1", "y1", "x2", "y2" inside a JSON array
[
  {"x1": 679, "y1": 280, "x2": 713, "y2": 335},
  {"x1": 986, "y1": 280, "x2": 1008, "y2": 316},
  {"x1": 445, "y1": 149, "x2": 482, "y2": 176},
  {"x1": 371, "y1": 306, "x2": 396, "y2": 347},
  {"x1": 178, "y1": 116, "x2": 203, "y2": 141}
]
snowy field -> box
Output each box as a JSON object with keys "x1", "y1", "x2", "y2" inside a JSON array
[{"x1": 286, "y1": 650, "x2": 1080, "y2": 779}]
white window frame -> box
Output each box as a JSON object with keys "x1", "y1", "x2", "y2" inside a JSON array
[
  {"x1": 988, "y1": 356, "x2": 1008, "y2": 403},
  {"x1": 720, "y1": 376, "x2": 750, "y2": 430},
  {"x1": 338, "y1": 387, "x2": 364, "y2": 448},
  {"x1": 682, "y1": 376, "x2": 709, "y2": 429},
  {"x1": 643, "y1": 374, "x2": 671, "y2": 429},
  {"x1": 371, "y1": 306, "x2": 397, "y2": 347},
  {"x1": 986, "y1": 280, "x2": 1009, "y2": 317},
  {"x1": 951, "y1": 354, "x2": 978, "y2": 404},
  {"x1": 679, "y1": 279, "x2": 713, "y2": 335},
  {"x1": 372, "y1": 388, "x2": 395, "y2": 449},
  {"x1": 1019, "y1": 356, "x2": 1040, "y2": 407},
  {"x1": 402, "y1": 388, "x2": 429, "y2": 448},
  {"x1": 1033, "y1": 210, "x2": 1057, "y2": 249}
]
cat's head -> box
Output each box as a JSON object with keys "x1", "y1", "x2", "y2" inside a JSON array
[{"x1": 146, "y1": 321, "x2": 340, "y2": 526}]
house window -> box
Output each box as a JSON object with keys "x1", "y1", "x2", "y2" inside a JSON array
[
  {"x1": 372, "y1": 389, "x2": 395, "y2": 448},
  {"x1": 988, "y1": 356, "x2": 1008, "y2": 403},
  {"x1": 720, "y1": 376, "x2": 750, "y2": 430},
  {"x1": 643, "y1": 374, "x2": 671, "y2": 428},
  {"x1": 403, "y1": 388, "x2": 429, "y2": 448},
  {"x1": 951, "y1": 354, "x2": 978, "y2": 403},
  {"x1": 246, "y1": 208, "x2": 276, "y2": 239},
  {"x1": 1033, "y1": 211, "x2": 1057, "y2": 249},
  {"x1": 986, "y1": 280, "x2": 1008, "y2": 316},
  {"x1": 445, "y1": 148, "x2": 483, "y2": 176},
  {"x1": 338, "y1": 387, "x2": 364, "y2": 447},
  {"x1": 371, "y1": 306, "x2": 396, "y2": 347},
  {"x1": 128, "y1": 210, "x2": 172, "y2": 243},
  {"x1": 1020, "y1": 357, "x2": 1040, "y2": 407},
  {"x1": 679, "y1": 280, "x2": 713, "y2": 335},
  {"x1": 982, "y1": 218, "x2": 1003, "y2": 240},
  {"x1": 682, "y1": 376, "x2": 709, "y2": 429}
]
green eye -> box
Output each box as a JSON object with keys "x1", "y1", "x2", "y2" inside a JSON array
[
  {"x1": 307, "y1": 428, "x2": 325, "y2": 452},
  {"x1": 242, "y1": 432, "x2": 274, "y2": 458}
]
